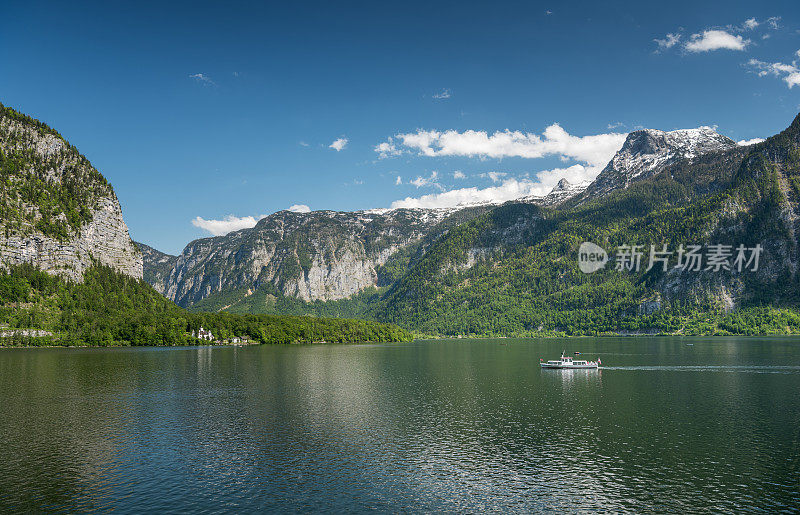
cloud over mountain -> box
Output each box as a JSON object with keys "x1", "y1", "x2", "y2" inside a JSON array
[
  {"x1": 391, "y1": 178, "x2": 541, "y2": 209},
  {"x1": 378, "y1": 124, "x2": 626, "y2": 169},
  {"x1": 192, "y1": 215, "x2": 262, "y2": 236},
  {"x1": 391, "y1": 163, "x2": 594, "y2": 209}
]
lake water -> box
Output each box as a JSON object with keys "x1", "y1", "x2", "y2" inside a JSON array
[{"x1": 1, "y1": 338, "x2": 799, "y2": 512}]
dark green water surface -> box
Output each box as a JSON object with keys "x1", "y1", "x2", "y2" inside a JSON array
[{"x1": 1, "y1": 337, "x2": 799, "y2": 512}]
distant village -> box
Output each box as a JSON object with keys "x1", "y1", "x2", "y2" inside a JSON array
[{"x1": 192, "y1": 326, "x2": 254, "y2": 345}]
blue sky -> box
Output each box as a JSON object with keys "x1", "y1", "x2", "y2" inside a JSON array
[{"x1": 2, "y1": 0, "x2": 799, "y2": 254}]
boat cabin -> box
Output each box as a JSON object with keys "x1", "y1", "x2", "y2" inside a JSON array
[{"x1": 540, "y1": 352, "x2": 600, "y2": 369}]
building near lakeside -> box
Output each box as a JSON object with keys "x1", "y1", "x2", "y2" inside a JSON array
[{"x1": 194, "y1": 326, "x2": 214, "y2": 341}]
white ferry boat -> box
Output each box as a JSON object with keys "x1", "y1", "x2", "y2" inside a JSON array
[{"x1": 540, "y1": 352, "x2": 601, "y2": 369}]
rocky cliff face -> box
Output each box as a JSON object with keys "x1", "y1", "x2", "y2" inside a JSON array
[
  {"x1": 378, "y1": 113, "x2": 800, "y2": 334},
  {"x1": 0, "y1": 103, "x2": 142, "y2": 280},
  {"x1": 584, "y1": 127, "x2": 737, "y2": 198},
  {"x1": 143, "y1": 124, "x2": 746, "y2": 310},
  {"x1": 412, "y1": 126, "x2": 740, "y2": 279},
  {"x1": 515, "y1": 127, "x2": 735, "y2": 209},
  {"x1": 160, "y1": 207, "x2": 468, "y2": 306},
  {"x1": 518, "y1": 178, "x2": 591, "y2": 206},
  {"x1": 657, "y1": 114, "x2": 800, "y2": 309},
  {"x1": 136, "y1": 242, "x2": 177, "y2": 293}
]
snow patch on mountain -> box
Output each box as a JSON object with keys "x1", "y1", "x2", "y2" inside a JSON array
[
  {"x1": 585, "y1": 126, "x2": 736, "y2": 197},
  {"x1": 519, "y1": 178, "x2": 592, "y2": 206}
]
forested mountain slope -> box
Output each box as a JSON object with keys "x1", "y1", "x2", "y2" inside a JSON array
[
  {"x1": 377, "y1": 114, "x2": 800, "y2": 335},
  {"x1": 0, "y1": 104, "x2": 412, "y2": 346},
  {"x1": 139, "y1": 114, "x2": 800, "y2": 336},
  {"x1": 144, "y1": 126, "x2": 740, "y2": 312},
  {"x1": 0, "y1": 263, "x2": 412, "y2": 346},
  {"x1": 0, "y1": 102, "x2": 142, "y2": 280},
  {"x1": 151, "y1": 205, "x2": 493, "y2": 307}
]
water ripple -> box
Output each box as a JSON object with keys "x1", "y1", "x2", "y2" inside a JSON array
[{"x1": 0, "y1": 338, "x2": 798, "y2": 512}]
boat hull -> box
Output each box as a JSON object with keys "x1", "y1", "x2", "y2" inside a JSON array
[{"x1": 540, "y1": 363, "x2": 599, "y2": 369}]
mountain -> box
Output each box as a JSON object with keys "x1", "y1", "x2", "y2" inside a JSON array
[
  {"x1": 375, "y1": 114, "x2": 800, "y2": 335},
  {"x1": 135, "y1": 242, "x2": 177, "y2": 294},
  {"x1": 7, "y1": 98, "x2": 793, "y2": 338},
  {"x1": 519, "y1": 178, "x2": 591, "y2": 206},
  {"x1": 0, "y1": 103, "x2": 142, "y2": 280},
  {"x1": 138, "y1": 114, "x2": 800, "y2": 336},
  {"x1": 583, "y1": 127, "x2": 737, "y2": 198},
  {"x1": 145, "y1": 122, "x2": 743, "y2": 315},
  {"x1": 0, "y1": 103, "x2": 412, "y2": 346},
  {"x1": 148, "y1": 205, "x2": 491, "y2": 308},
  {"x1": 0, "y1": 262, "x2": 412, "y2": 346}
]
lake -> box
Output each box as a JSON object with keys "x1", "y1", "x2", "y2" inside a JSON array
[{"x1": 1, "y1": 338, "x2": 799, "y2": 512}]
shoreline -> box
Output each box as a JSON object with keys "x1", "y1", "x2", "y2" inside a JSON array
[{"x1": 3, "y1": 333, "x2": 800, "y2": 349}]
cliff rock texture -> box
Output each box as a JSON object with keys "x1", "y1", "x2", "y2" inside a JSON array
[
  {"x1": 0, "y1": 103, "x2": 142, "y2": 280},
  {"x1": 159, "y1": 208, "x2": 469, "y2": 306}
]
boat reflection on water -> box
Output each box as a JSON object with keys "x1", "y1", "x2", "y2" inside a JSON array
[{"x1": 541, "y1": 366, "x2": 603, "y2": 390}]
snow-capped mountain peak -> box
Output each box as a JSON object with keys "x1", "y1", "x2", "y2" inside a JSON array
[
  {"x1": 517, "y1": 178, "x2": 591, "y2": 207},
  {"x1": 585, "y1": 126, "x2": 736, "y2": 197}
]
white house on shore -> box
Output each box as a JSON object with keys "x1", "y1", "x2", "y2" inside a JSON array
[{"x1": 194, "y1": 326, "x2": 214, "y2": 341}]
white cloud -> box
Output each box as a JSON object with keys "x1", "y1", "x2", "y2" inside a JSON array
[
  {"x1": 375, "y1": 139, "x2": 402, "y2": 158},
  {"x1": 658, "y1": 18, "x2": 781, "y2": 54},
  {"x1": 288, "y1": 204, "x2": 311, "y2": 213},
  {"x1": 685, "y1": 30, "x2": 749, "y2": 52},
  {"x1": 329, "y1": 137, "x2": 348, "y2": 151},
  {"x1": 532, "y1": 164, "x2": 596, "y2": 190},
  {"x1": 189, "y1": 73, "x2": 216, "y2": 86},
  {"x1": 776, "y1": 71, "x2": 799, "y2": 87},
  {"x1": 747, "y1": 58, "x2": 800, "y2": 88},
  {"x1": 380, "y1": 124, "x2": 626, "y2": 170},
  {"x1": 299, "y1": 141, "x2": 310, "y2": 147},
  {"x1": 395, "y1": 176, "x2": 402, "y2": 185},
  {"x1": 432, "y1": 88, "x2": 452, "y2": 99},
  {"x1": 654, "y1": 33, "x2": 681, "y2": 50},
  {"x1": 391, "y1": 164, "x2": 599, "y2": 210},
  {"x1": 392, "y1": 179, "x2": 537, "y2": 209},
  {"x1": 192, "y1": 214, "x2": 260, "y2": 236},
  {"x1": 737, "y1": 138, "x2": 765, "y2": 146},
  {"x1": 410, "y1": 171, "x2": 439, "y2": 188},
  {"x1": 481, "y1": 171, "x2": 507, "y2": 183},
  {"x1": 453, "y1": 170, "x2": 466, "y2": 179}
]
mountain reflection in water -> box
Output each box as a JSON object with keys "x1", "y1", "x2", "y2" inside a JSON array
[{"x1": 0, "y1": 337, "x2": 798, "y2": 512}]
